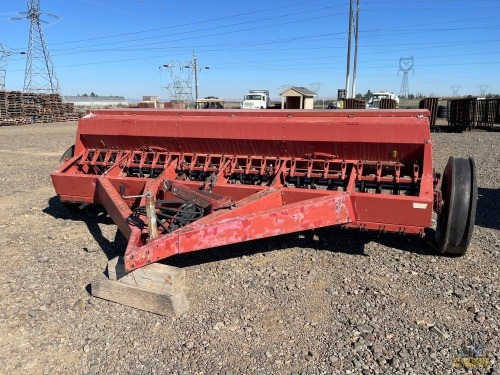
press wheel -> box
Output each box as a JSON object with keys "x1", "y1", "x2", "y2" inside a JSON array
[
  {"x1": 59, "y1": 144, "x2": 75, "y2": 165},
  {"x1": 435, "y1": 156, "x2": 477, "y2": 256}
]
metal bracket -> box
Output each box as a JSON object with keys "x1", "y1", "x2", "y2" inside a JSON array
[
  {"x1": 119, "y1": 185, "x2": 157, "y2": 239},
  {"x1": 120, "y1": 184, "x2": 150, "y2": 199}
]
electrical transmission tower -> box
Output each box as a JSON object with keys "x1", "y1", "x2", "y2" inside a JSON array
[
  {"x1": 161, "y1": 61, "x2": 194, "y2": 103},
  {"x1": 12, "y1": 0, "x2": 61, "y2": 94},
  {"x1": 0, "y1": 43, "x2": 13, "y2": 91},
  {"x1": 479, "y1": 85, "x2": 488, "y2": 96},
  {"x1": 0, "y1": 44, "x2": 26, "y2": 90},
  {"x1": 309, "y1": 82, "x2": 322, "y2": 96},
  {"x1": 451, "y1": 85, "x2": 461, "y2": 97},
  {"x1": 161, "y1": 53, "x2": 209, "y2": 104},
  {"x1": 398, "y1": 56, "x2": 414, "y2": 99},
  {"x1": 309, "y1": 82, "x2": 322, "y2": 106},
  {"x1": 0, "y1": 44, "x2": 8, "y2": 91}
]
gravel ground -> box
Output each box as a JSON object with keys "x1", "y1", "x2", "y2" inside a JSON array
[{"x1": 0, "y1": 121, "x2": 498, "y2": 375}]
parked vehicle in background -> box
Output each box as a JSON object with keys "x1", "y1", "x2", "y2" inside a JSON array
[
  {"x1": 196, "y1": 97, "x2": 224, "y2": 109},
  {"x1": 367, "y1": 91, "x2": 399, "y2": 108},
  {"x1": 242, "y1": 90, "x2": 271, "y2": 109}
]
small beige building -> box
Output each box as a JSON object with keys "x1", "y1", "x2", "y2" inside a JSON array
[{"x1": 280, "y1": 86, "x2": 316, "y2": 109}]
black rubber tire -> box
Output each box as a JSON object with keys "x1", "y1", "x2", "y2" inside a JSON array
[
  {"x1": 437, "y1": 105, "x2": 448, "y2": 119},
  {"x1": 59, "y1": 144, "x2": 75, "y2": 165},
  {"x1": 435, "y1": 156, "x2": 477, "y2": 256}
]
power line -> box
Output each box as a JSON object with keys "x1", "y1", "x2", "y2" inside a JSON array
[
  {"x1": 9, "y1": 6, "x2": 497, "y2": 55},
  {"x1": 42, "y1": 11, "x2": 347, "y2": 54},
  {"x1": 8, "y1": 36, "x2": 496, "y2": 62},
  {"x1": 27, "y1": 24, "x2": 496, "y2": 66},
  {"x1": 47, "y1": 0, "x2": 331, "y2": 47}
]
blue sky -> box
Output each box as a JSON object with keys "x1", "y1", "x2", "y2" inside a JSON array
[{"x1": 1, "y1": 0, "x2": 499, "y2": 100}]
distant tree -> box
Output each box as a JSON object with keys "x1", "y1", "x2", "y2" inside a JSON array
[
  {"x1": 90, "y1": 92, "x2": 97, "y2": 97},
  {"x1": 82, "y1": 93, "x2": 89, "y2": 97},
  {"x1": 355, "y1": 93, "x2": 363, "y2": 99},
  {"x1": 364, "y1": 89, "x2": 372, "y2": 101}
]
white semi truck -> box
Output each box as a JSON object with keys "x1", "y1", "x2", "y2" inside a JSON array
[
  {"x1": 367, "y1": 91, "x2": 400, "y2": 108},
  {"x1": 241, "y1": 90, "x2": 271, "y2": 109}
]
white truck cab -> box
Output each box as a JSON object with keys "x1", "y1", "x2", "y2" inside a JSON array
[
  {"x1": 367, "y1": 91, "x2": 400, "y2": 108},
  {"x1": 242, "y1": 90, "x2": 271, "y2": 109}
]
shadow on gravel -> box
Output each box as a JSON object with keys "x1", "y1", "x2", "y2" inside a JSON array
[
  {"x1": 163, "y1": 227, "x2": 437, "y2": 269},
  {"x1": 475, "y1": 187, "x2": 500, "y2": 230},
  {"x1": 43, "y1": 196, "x2": 126, "y2": 260},
  {"x1": 43, "y1": 196, "x2": 438, "y2": 269}
]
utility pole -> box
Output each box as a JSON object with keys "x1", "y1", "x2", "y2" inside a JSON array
[
  {"x1": 451, "y1": 85, "x2": 461, "y2": 97},
  {"x1": 161, "y1": 52, "x2": 209, "y2": 107},
  {"x1": 191, "y1": 51, "x2": 209, "y2": 107},
  {"x1": 194, "y1": 54, "x2": 199, "y2": 101},
  {"x1": 345, "y1": 0, "x2": 360, "y2": 99},
  {"x1": 351, "y1": 0, "x2": 360, "y2": 99},
  {"x1": 161, "y1": 61, "x2": 194, "y2": 104},
  {"x1": 345, "y1": 0, "x2": 353, "y2": 98}
]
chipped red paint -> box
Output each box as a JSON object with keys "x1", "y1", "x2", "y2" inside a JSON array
[{"x1": 50, "y1": 109, "x2": 437, "y2": 272}]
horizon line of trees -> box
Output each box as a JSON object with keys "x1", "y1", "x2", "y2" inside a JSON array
[{"x1": 76, "y1": 93, "x2": 124, "y2": 98}]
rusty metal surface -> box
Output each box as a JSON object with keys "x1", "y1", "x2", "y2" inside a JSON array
[{"x1": 51, "y1": 109, "x2": 436, "y2": 271}]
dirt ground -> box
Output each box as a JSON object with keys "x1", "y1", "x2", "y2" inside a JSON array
[{"x1": 0, "y1": 120, "x2": 498, "y2": 374}]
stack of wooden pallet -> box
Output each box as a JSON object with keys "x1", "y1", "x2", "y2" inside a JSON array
[
  {"x1": 64, "y1": 102, "x2": 80, "y2": 121},
  {"x1": 22, "y1": 93, "x2": 42, "y2": 123},
  {"x1": 0, "y1": 90, "x2": 81, "y2": 125},
  {"x1": 7, "y1": 91, "x2": 25, "y2": 124},
  {"x1": 43, "y1": 93, "x2": 67, "y2": 122},
  {"x1": 0, "y1": 91, "x2": 7, "y2": 123}
]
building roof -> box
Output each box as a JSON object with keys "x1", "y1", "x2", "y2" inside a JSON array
[
  {"x1": 279, "y1": 86, "x2": 317, "y2": 97},
  {"x1": 63, "y1": 96, "x2": 128, "y2": 103}
]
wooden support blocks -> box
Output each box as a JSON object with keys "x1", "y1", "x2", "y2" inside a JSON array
[{"x1": 91, "y1": 257, "x2": 189, "y2": 317}]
